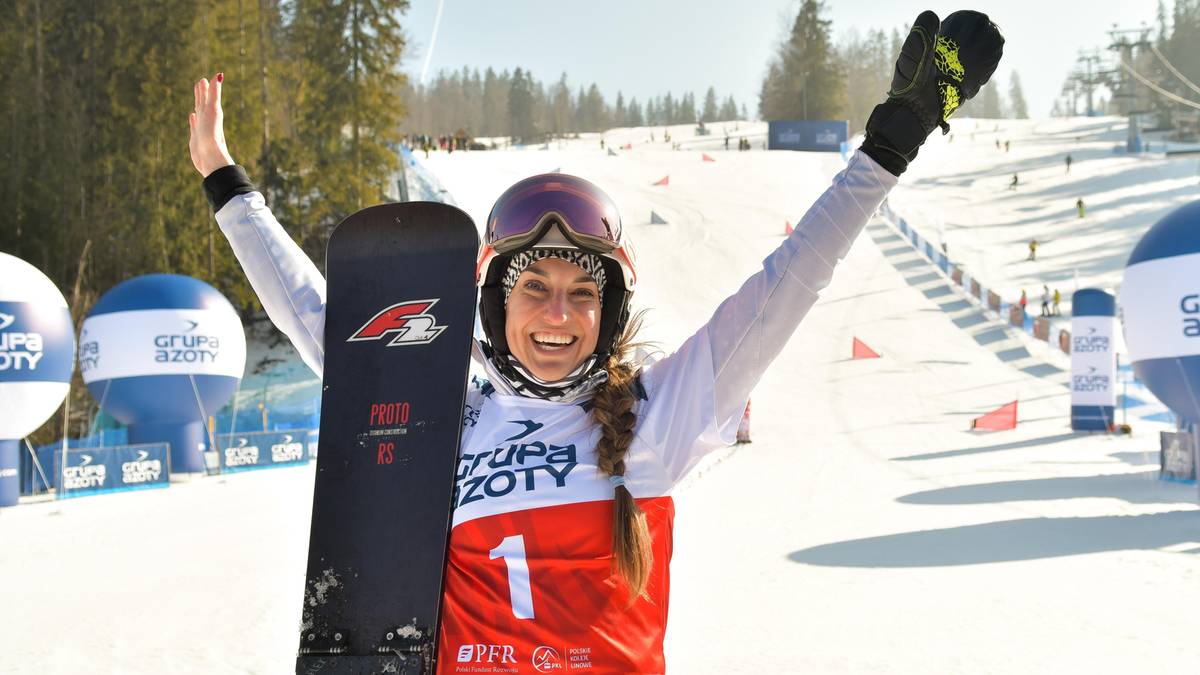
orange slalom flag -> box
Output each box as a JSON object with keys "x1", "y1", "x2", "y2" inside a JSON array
[
  {"x1": 971, "y1": 400, "x2": 1018, "y2": 431},
  {"x1": 653, "y1": 175, "x2": 670, "y2": 186},
  {"x1": 785, "y1": 221, "x2": 793, "y2": 235},
  {"x1": 852, "y1": 337, "x2": 881, "y2": 359},
  {"x1": 702, "y1": 153, "x2": 716, "y2": 162}
]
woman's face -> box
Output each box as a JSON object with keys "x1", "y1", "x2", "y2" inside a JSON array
[{"x1": 504, "y1": 257, "x2": 601, "y2": 381}]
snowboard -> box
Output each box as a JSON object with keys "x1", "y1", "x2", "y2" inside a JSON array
[{"x1": 296, "y1": 202, "x2": 479, "y2": 675}]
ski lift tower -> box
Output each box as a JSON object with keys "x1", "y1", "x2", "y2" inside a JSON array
[{"x1": 1108, "y1": 25, "x2": 1153, "y2": 152}]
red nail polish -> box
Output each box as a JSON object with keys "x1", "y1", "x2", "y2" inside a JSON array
[{"x1": 216, "y1": 73, "x2": 224, "y2": 83}]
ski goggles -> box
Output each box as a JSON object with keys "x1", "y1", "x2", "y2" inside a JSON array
[
  {"x1": 484, "y1": 174, "x2": 624, "y2": 255},
  {"x1": 476, "y1": 174, "x2": 637, "y2": 289}
]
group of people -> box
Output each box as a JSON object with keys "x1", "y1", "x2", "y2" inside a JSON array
[
  {"x1": 403, "y1": 132, "x2": 473, "y2": 158},
  {"x1": 1018, "y1": 285, "x2": 1062, "y2": 318},
  {"x1": 727, "y1": 136, "x2": 753, "y2": 151}
]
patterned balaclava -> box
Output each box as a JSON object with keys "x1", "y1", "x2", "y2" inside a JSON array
[{"x1": 501, "y1": 249, "x2": 608, "y2": 307}]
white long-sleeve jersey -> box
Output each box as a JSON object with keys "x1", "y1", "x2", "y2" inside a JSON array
[{"x1": 215, "y1": 150, "x2": 896, "y2": 674}]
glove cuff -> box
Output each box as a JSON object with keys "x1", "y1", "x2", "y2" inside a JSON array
[
  {"x1": 860, "y1": 100, "x2": 932, "y2": 177},
  {"x1": 203, "y1": 164, "x2": 257, "y2": 212}
]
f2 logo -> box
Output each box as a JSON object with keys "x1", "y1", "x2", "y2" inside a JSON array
[{"x1": 348, "y1": 299, "x2": 447, "y2": 346}]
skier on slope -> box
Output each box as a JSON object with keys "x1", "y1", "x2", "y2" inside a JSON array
[{"x1": 188, "y1": 10, "x2": 1002, "y2": 674}]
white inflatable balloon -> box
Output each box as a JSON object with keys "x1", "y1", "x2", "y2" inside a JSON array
[{"x1": 0, "y1": 252, "x2": 75, "y2": 440}]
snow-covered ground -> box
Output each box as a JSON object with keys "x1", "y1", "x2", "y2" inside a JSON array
[
  {"x1": 3, "y1": 118, "x2": 1199, "y2": 674},
  {"x1": 892, "y1": 116, "x2": 1200, "y2": 316}
]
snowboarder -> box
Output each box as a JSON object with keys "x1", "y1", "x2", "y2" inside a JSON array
[
  {"x1": 1076, "y1": 197, "x2": 1085, "y2": 218},
  {"x1": 1010, "y1": 173, "x2": 1019, "y2": 190},
  {"x1": 1065, "y1": 154, "x2": 1073, "y2": 173},
  {"x1": 1027, "y1": 238, "x2": 1038, "y2": 261},
  {"x1": 1040, "y1": 284, "x2": 1050, "y2": 317},
  {"x1": 188, "y1": 8, "x2": 1003, "y2": 672}
]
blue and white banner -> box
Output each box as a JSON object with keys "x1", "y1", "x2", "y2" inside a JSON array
[
  {"x1": 215, "y1": 430, "x2": 313, "y2": 472},
  {"x1": 0, "y1": 300, "x2": 74, "y2": 382},
  {"x1": 1071, "y1": 290, "x2": 1117, "y2": 431},
  {"x1": 79, "y1": 308, "x2": 246, "y2": 383},
  {"x1": 56, "y1": 443, "x2": 170, "y2": 498},
  {"x1": 767, "y1": 120, "x2": 849, "y2": 152},
  {"x1": 1120, "y1": 251, "x2": 1200, "y2": 361}
]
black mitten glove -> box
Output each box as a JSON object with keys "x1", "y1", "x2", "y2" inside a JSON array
[
  {"x1": 936, "y1": 11, "x2": 1005, "y2": 122},
  {"x1": 861, "y1": 10, "x2": 1004, "y2": 176}
]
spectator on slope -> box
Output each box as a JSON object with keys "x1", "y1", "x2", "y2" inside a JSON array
[
  {"x1": 1041, "y1": 285, "x2": 1050, "y2": 317},
  {"x1": 1027, "y1": 238, "x2": 1038, "y2": 261},
  {"x1": 1053, "y1": 288, "x2": 1062, "y2": 316},
  {"x1": 188, "y1": 10, "x2": 1004, "y2": 672},
  {"x1": 1019, "y1": 289, "x2": 1028, "y2": 318}
]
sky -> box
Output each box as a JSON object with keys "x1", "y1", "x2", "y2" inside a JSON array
[{"x1": 400, "y1": 0, "x2": 1165, "y2": 120}]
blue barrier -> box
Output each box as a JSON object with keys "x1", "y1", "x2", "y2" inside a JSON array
[
  {"x1": 45, "y1": 443, "x2": 171, "y2": 498},
  {"x1": 767, "y1": 120, "x2": 849, "y2": 152},
  {"x1": 21, "y1": 429, "x2": 131, "y2": 494},
  {"x1": 215, "y1": 429, "x2": 314, "y2": 472}
]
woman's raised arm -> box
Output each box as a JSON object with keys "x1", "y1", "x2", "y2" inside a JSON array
[{"x1": 189, "y1": 74, "x2": 328, "y2": 377}]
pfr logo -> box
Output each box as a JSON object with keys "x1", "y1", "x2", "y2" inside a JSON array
[{"x1": 347, "y1": 299, "x2": 447, "y2": 346}]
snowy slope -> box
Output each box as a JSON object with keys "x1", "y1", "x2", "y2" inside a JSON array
[
  {"x1": 891, "y1": 116, "x2": 1200, "y2": 315},
  {"x1": 3, "y1": 125, "x2": 1198, "y2": 675}
]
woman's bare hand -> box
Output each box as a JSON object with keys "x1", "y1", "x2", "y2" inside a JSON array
[{"x1": 188, "y1": 73, "x2": 236, "y2": 177}]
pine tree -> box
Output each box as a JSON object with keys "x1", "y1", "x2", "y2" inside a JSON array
[
  {"x1": 662, "y1": 92, "x2": 676, "y2": 125},
  {"x1": 761, "y1": 0, "x2": 846, "y2": 120},
  {"x1": 481, "y1": 67, "x2": 502, "y2": 137},
  {"x1": 549, "y1": 73, "x2": 571, "y2": 136},
  {"x1": 701, "y1": 87, "x2": 718, "y2": 123},
  {"x1": 282, "y1": 0, "x2": 409, "y2": 248},
  {"x1": 838, "y1": 27, "x2": 894, "y2": 132},
  {"x1": 719, "y1": 94, "x2": 738, "y2": 121},
  {"x1": 679, "y1": 92, "x2": 697, "y2": 124},
  {"x1": 627, "y1": 97, "x2": 643, "y2": 126},
  {"x1": 573, "y1": 85, "x2": 588, "y2": 131},
  {"x1": 508, "y1": 67, "x2": 538, "y2": 143},
  {"x1": 584, "y1": 83, "x2": 607, "y2": 130},
  {"x1": 614, "y1": 91, "x2": 626, "y2": 127},
  {"x1": 1008, "y1": 71, "x2": 1029, "y2": 119},
  {"x1": 980, "y1": 80, "x2": 1005, "y2": 118}
]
